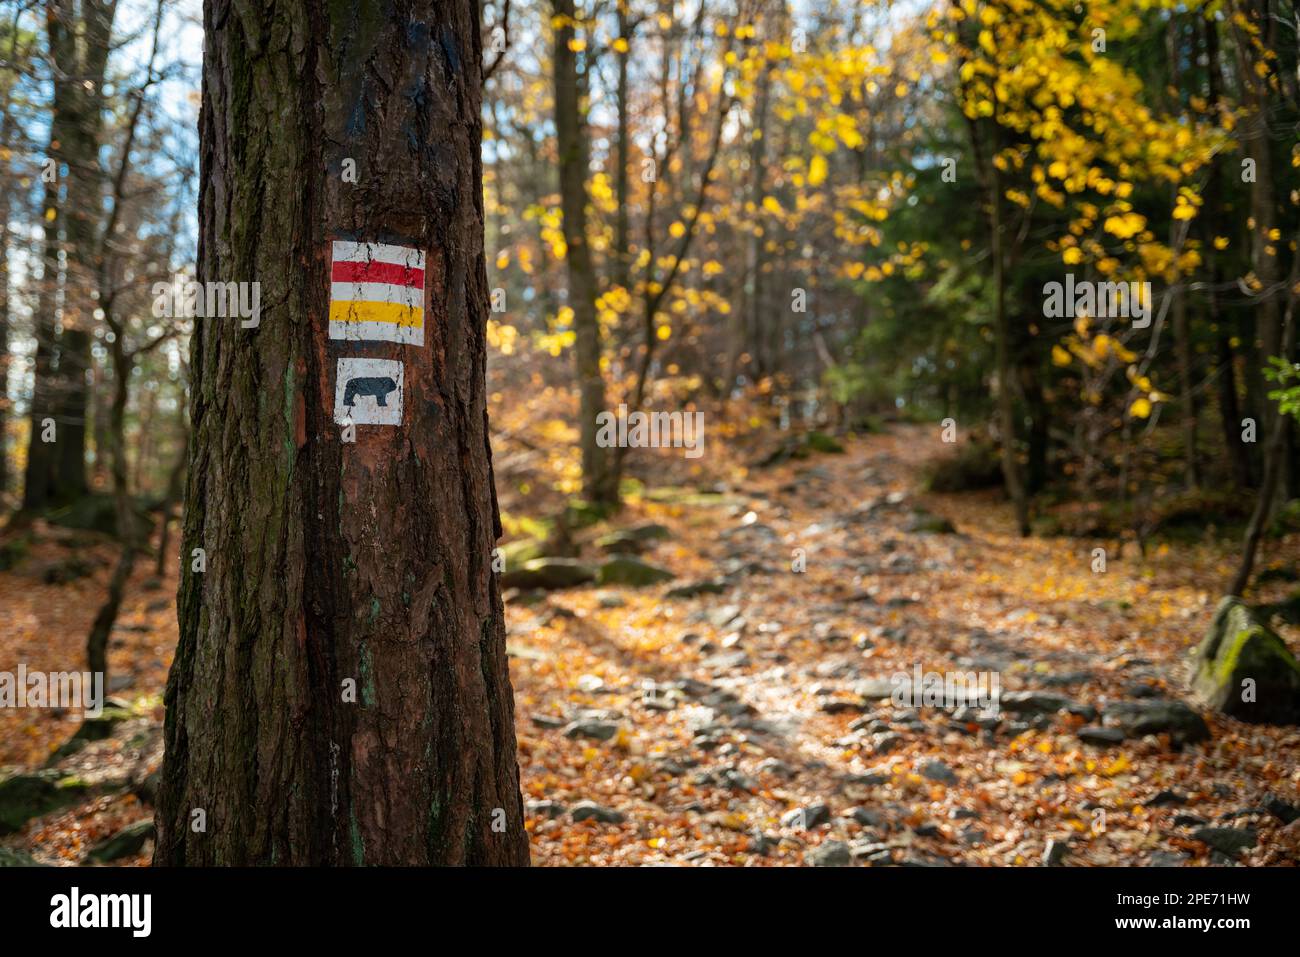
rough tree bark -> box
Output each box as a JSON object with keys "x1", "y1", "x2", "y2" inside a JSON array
[{"x1": 154, "y1": 0, "x2": 529, "y2": 866}]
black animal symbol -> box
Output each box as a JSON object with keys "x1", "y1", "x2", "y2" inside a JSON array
[{"x1": 343, "y1": 375, "x2": 398, "y2": 407}]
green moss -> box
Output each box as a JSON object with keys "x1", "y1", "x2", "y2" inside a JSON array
[
  {"x1": 282, "y1": 362, "x2": 297, "y2": 464},
  {"x1": 1213, "y1": 626, "x2": 1260, "y2": 684},
  {"x1": 349, "y1": 808, "x2": 365, "y2": 865},
  {"x1": 805, "y1": 430, "x2": 845, "y2": 454},
  {"x1": 358, "y1": 642, "x2": 375, "y2": 707},
  {"x1": 1194, "y1": 597, "x2": 1300, "y2": 723}
]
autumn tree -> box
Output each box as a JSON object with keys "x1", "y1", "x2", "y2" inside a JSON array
[{"x1": 154, "y1": 0, "x2": 529, "y2": 865}]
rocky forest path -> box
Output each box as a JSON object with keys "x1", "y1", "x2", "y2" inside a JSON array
[
  {"x1": 2, "y1": 424, "x2": 1299, "y2": 866},
  {"x1": 508, "y1": 424, "x2": 1300, "y2": 866}
]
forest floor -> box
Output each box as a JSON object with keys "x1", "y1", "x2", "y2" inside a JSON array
[{"x1": 3, "y1": 422, "x2": 1300, "y2": 866}]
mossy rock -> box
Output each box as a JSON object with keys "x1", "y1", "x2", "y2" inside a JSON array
[
  {"x1": 643, "y1": 487, "x2": 738, "y2": 508},
  {"x1": 497, "y1": 538, "x2": 545, "y2": 572},
  {"x1": 1269, "y1": 498, "x2": 1300, "y2": 537},
  {"x1": 1191, "y1": 597, "x2": 1300, "y2": 725},
  {"x1": 0, "y1": 846, "x2": 37, "y2": 867},
  {"x1": 594, "y1": 524, "x2": 670, "y2": 554},
  {"x1": 623, "y1": 522, "x2": 670, "y2": 542},
  {"x1": 87, "y1": 819, "x2": 155, "y2": 862},
  {"x1": 499, "y1": 558, "x2": 597, "y2": 590},
  {"x1": 0, "y1": 769, "x2": 90, "y2": 834},
  {"x1": 666, "y1": 578, "x2": 728, "y2": 599},
  {"x1": 804, "y1": 431, "x2": 845, "y2": 454},
  {"x1": 1261, "y1": 591, "x2": 1300, "y2": 627},
  {"x1": 924, "y1": 440, "x2": 1003, "y2": 493},
  {"x1": 36, "y1": 556, "x2": 96, "y2": 584},
  {"x1": 1159, "y1": 500, "x2": 1247, "y2": 539},
  {"x1": 563, "y1": 498, "x2": 619, "y2": 529},
  {"x1": 45, "y1": 494, "x2": 154, "y2": 540},
  {"x1": 597, "y1": 555, "x2": 675, "y2": 587},
  {"x1": 595, "y1": 530, "x2": 646, "y2": 554},
  {"x1": 756, "y1": 432, "x2": 845, "y2": 467},
  {"x1": 70, "y1": 706, "x2": 135, "y2": 744},
  {"x1": 1102, "y1": 699, "x2": 1210, "y2": 744},
  {"x1": 1256, "y1": 565, "x2": 1300, "y2": 585},
  {"x1": 848, "y1": 414, "x2": 886, "y2": 434},
  {"x1": 905, "y1": 510, "x2": 957, "y2": 535},
  {"x1": 0, "y1": 534, "x2": 32, "y2": 572}
]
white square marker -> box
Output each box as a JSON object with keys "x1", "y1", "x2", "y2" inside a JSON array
[{"x1": 334, "y1": 357, "x2": 404, "y2": 427}]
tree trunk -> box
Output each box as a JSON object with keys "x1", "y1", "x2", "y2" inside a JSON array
[
  {"x1": 613, "y1": 6, "x2": 631, "y2": 293},
  {"x1": 155, "y1": 0, "x2": 528, "y2": 866},
  {"x1": 155, "y1": 408, "x2": 188, "y2": 579},
  {"x1": 1233, "y1": 0, "x2": 1281, "y2": 506},
  {"x1": 990, "y1": 160, "x2": 1030, "y2": 536},
  {"x1": 1230, "y1": 267, "x2": 1297, "y2": 596},
  {"x1": 553, "y1": 0, "x2": 615, "y2": 504},
  {"x1": 21, "y1": 67, "x2": 67, "y2": 511},
  {"x1": 85, "y1": 333, "x2": 136, "y2": 692},
  {"x1": 51, "y1": 0, "x2": 113, "y2": 498},
  {"x1": 743, "y1": 54, "x2": 771, "y2": 382},
  {"x1": 22, "y1": 0, "x2": 114, "y2": 511},
  {"x1": 0, "y1": 112, "x2": 9, "y2": 503}
]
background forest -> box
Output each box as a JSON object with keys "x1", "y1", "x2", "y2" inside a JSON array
[{"x1": 2, "y1": 0, "x2": 1300, "y2": 868}]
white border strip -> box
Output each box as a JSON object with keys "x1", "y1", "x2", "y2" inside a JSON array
[{"x1": 331, "y1": 240, "x2": 426, "y2": 270}]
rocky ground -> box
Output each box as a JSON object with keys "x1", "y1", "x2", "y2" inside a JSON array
[{"x1": 3, "y1": 423, "x2": 1300, "y2": 866}]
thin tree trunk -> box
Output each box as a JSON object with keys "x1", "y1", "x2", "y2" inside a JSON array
[
  {"x1": 553, "y1": 0, "x2": 615, "y2": 504},
  {"x1": 1231, "y1": 283, "x2": 1297, "y2": 595},
  {"x1": 991, "y1": 155, "x2": 1030, "y2": 536},
  {"x1": 613, "y1": 6, "x2": 631, "y2": 293},
  {"x1": 19, "y1": 14, "x2": 67, "y2": 512},
  {"x1": 85, "y1": 333, "x2": 135, "y2": 690},
  {"x1": 744, "y1": 54, "x2": 771, "y2": 381},
  {"x1": 1232, "y1": 0, "x2": 1282, "y2": 507},
  {"x1": 1172, "y1": 271, "x2": 1200, "y2": 488},
  {"x1": 1203, "y1": 12, "x2": 1252, "y2": 489},
  {"x1": 155, "y1": 0, "x2": 528, "y2": 866},
  {"x1": 154, "y1": 408, "x2": 187, "y2": 580},
  {"x1": 1163, "y1": 11, "x2": 1200, "y2": 490}
]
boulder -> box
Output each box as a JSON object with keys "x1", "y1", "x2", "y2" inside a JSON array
[
  {"x1": 45, "y1": 493, "x2": 154, "y2": 540},
  {"x1": 1076, "y1": 726, "x2": 1125, "y2": 745},
  {"x1": 595, "y1": 523, "x2": 669, "y2": 554},
  {"x1": 782, "y1": 803, "x2": 831, "y2": 829},
  {"x1": 597, "y1": 555, "x2": 674, "y2": 587},
  {"x1": 999, "y1": 690, "x2": 1076, "y2": 715},
  {"x1": 1191, "y1": 597, "x2": 1300, "y2": 725},
  {"x1": 570, "y1": 801, "x2": 626, "y2": 824},
  {"x1": 499, "y1": 557, "x2": 597, "y2": 590},
  {"x1": 87, "y1": 819, "x2": 155, "y2": 862},
  {"x1": 594, "y1": 530, "x2": 649, "y2": 554},
  {"x1": 0, "y1": 769, "x2": 90, "y2": 834},
  {"x1": 905, "y1": 510, "x2": 956, "y2": 535},
  {"x1": 497, "y1": 538, "x2": 545, "y2": 572},
  {"x1": 808, "y1": 840, "x2": 852, "y2": 867},
  {"x1": 0, "y1": 847, "x2": 36, "y2": 867},
  {"x1": 562, "y1": 720, "x2": 620, "y2": 742},
  {"x1": 1101, "y1": 699, "x2": 1210, "y2": 744},
  {"x1": 666, "y1": 578, "x2": 728, "y2": 599},
  {"x1": 1190, "y1": 826, "x2": 1256, "y2": 857}
]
